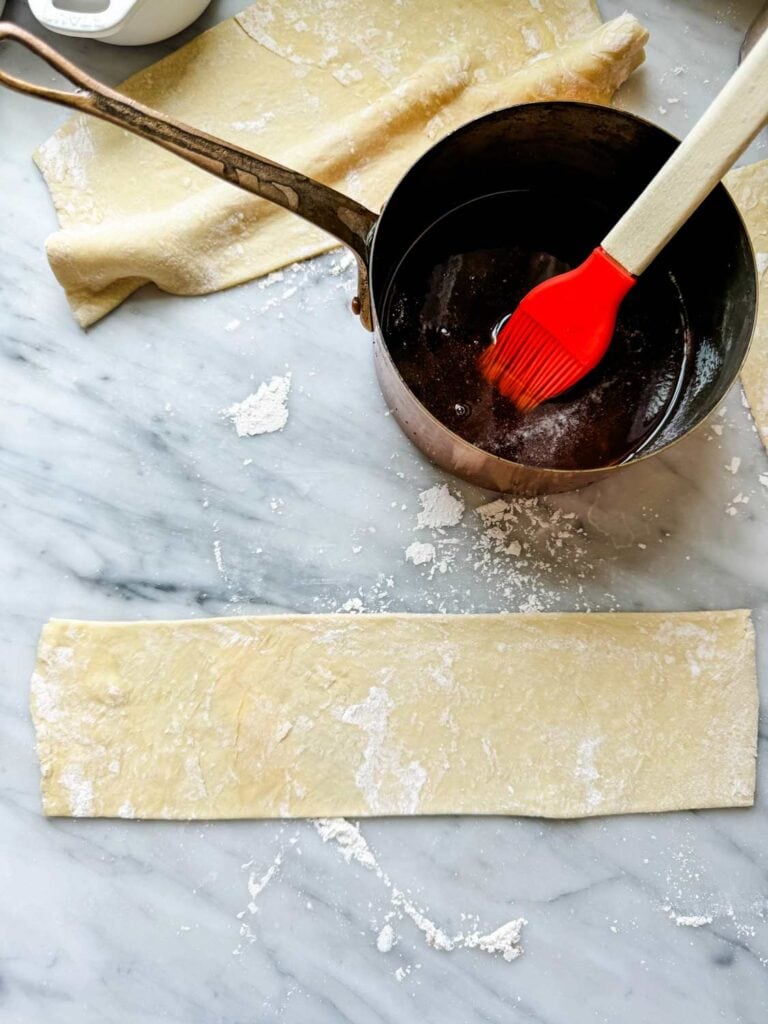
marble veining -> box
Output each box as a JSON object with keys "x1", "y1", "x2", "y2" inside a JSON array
[{"x1": 0, "y1": 0, "x2": 767, "y2": 1021}]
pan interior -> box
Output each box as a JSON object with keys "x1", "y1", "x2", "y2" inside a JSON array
[
  {"x1": 370, "y1": 104, "x2": 755, "y2": 473},
  {"x1": 381, "y1": 188, "x2": 691, "y2": 470}
]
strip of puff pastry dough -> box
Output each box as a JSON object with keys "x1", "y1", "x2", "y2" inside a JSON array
[
  {"x1": 31, "y1": 611, "x2": 757, "y2": 820},
  {"x1": 33, "y1": 5, "x2": 647, "y2": 326}
]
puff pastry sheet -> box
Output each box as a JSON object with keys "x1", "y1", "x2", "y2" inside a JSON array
[
  {"x1": 33, "y1": 3, "x2": 647, "y2": 325},
  {"x1": 31, "y1": 611, "x2": 757, "y2": 820}
]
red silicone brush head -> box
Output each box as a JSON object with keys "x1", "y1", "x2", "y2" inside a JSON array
[{"x1": 480, "y1": 247, "x2": 636, "y2": 411}]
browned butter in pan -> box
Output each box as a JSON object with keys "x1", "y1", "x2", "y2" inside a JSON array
[{"x1": 382, "y1": 190, "x2": 692, "y2": 471}]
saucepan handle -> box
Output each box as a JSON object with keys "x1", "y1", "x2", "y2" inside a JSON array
[{"x1": 0, "y1": 22, "x2": 378, "y2": 328}]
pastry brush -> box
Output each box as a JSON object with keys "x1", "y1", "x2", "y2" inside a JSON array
[{"x1": 481, "y1": 29, "x2": 768, "y2": 411}]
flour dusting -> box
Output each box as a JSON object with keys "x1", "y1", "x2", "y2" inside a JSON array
[
  {"x1": 333, "y1": 63, "x2": 365, "y2": 85},
  {"x1": 314, "y1": 817, "x2": 377, "y2": 869},
  {"x1": 376, "y1": 923, "x2": 395, "y2": 952},
  {"x1": 405, "y1": 541, "x2": 436, "y2": 565},
  {"x1": 234, "y1": 846, "x2": 288, "y2": 948},
  {"x1": 416, "y1": 483, "x2": 465, "y2": 531},
  {"x1": 391, "y1": 888, "x2": 455, "y2": 950},
  {"x1": 30, "y1": 671, "x2": 62, "y2": 725},
  {"x1": 60, "y1": 765, "x2": 94, "y2": 817},
  {"x1": 463, "y1": 919, "x2": 527, "y2": 961},
  {"x1": 575, "y1": 737, "x2": 604, "y2": 812},
  {"x1": 672, "y1": 913, "x2": 713, "y2": 928},
  {"x1": 657, "y1": 839, "x2": 767, "y2": 942},
  {"x1": 313, "y1": 818, "x2": 526, "y2": 961},
  {"x1": 117, "y1": 800, "x2": 135, "y2": 819},
  {"x1": 468, "y1": 495, "x2": 593, "y2": 613},
  {"x1": 247, "y1": 852, "x2": 283, "y2": 907},
  {"x1": 232, "y1": 112, "x2": 276, "y2": 133},
  {"x1": 337, "y1": 683, "x2": 426, "y2": 814},
  {"x1": 36, "y1": 118, "x2": 95, "y2": 193},
  {"x1": 213, "y1": 540, "x2": 225, "y2": 575},
  {"x1": 223, "y1": 374, "x2": 291, "y2": 436}
]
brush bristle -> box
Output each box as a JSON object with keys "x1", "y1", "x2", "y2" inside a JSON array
[{"x1": 479, "y1": 309, "x2": 586, "y2": 411}]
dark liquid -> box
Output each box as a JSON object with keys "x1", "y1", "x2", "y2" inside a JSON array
[{"x1": 382, "y1": 191, "x2": 692, "y2": 470}]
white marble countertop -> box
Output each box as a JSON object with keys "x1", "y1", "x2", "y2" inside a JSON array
[{"x1": 1, "y1": 0, "x2": 767, "y2": 1020}]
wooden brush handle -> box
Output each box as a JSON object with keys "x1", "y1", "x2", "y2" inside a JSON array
[
  {"x1": 0, "y1": 22, "x2": 378, "y2": 326},
  {"x1": 602, "y1": 28, "x2": 768, "y2": 276}
]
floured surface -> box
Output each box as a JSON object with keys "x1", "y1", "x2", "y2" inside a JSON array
[
  {"x1": 31, "y1": 611, "x2": 757, "y2": 820},
  {"x1": 5, "y1": 2, "x2": 768, "y2": 1014},
  {"x1": 33, "y1": 2, "x2": 647, "y2": 325},
  {"x1": 727, "y1": 160, "x2": 768, "y2": 452}
]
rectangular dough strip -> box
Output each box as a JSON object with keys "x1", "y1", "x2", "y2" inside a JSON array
[{"x1": 30, "y1": 611, "x2": 758, "y2": 820}]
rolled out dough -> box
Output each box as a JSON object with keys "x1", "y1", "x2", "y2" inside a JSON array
[
  {"x1": 726, "y1": 160, "x2": 768, "y2": 452},
  {"x1": 33, "y1": 3, "x2": 648, "y2": 326},
  {"x1": 31, "y1": 611, "x2": 757, "y2": 820}
]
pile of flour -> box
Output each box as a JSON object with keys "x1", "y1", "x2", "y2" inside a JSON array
[{"x1": 223, "y1": 373, "x2": 291, "y2": 436}]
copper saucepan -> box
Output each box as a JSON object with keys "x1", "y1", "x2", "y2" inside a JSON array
[{"x1": 0, "y1": 24, "x2": 757, "y2": 495}]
